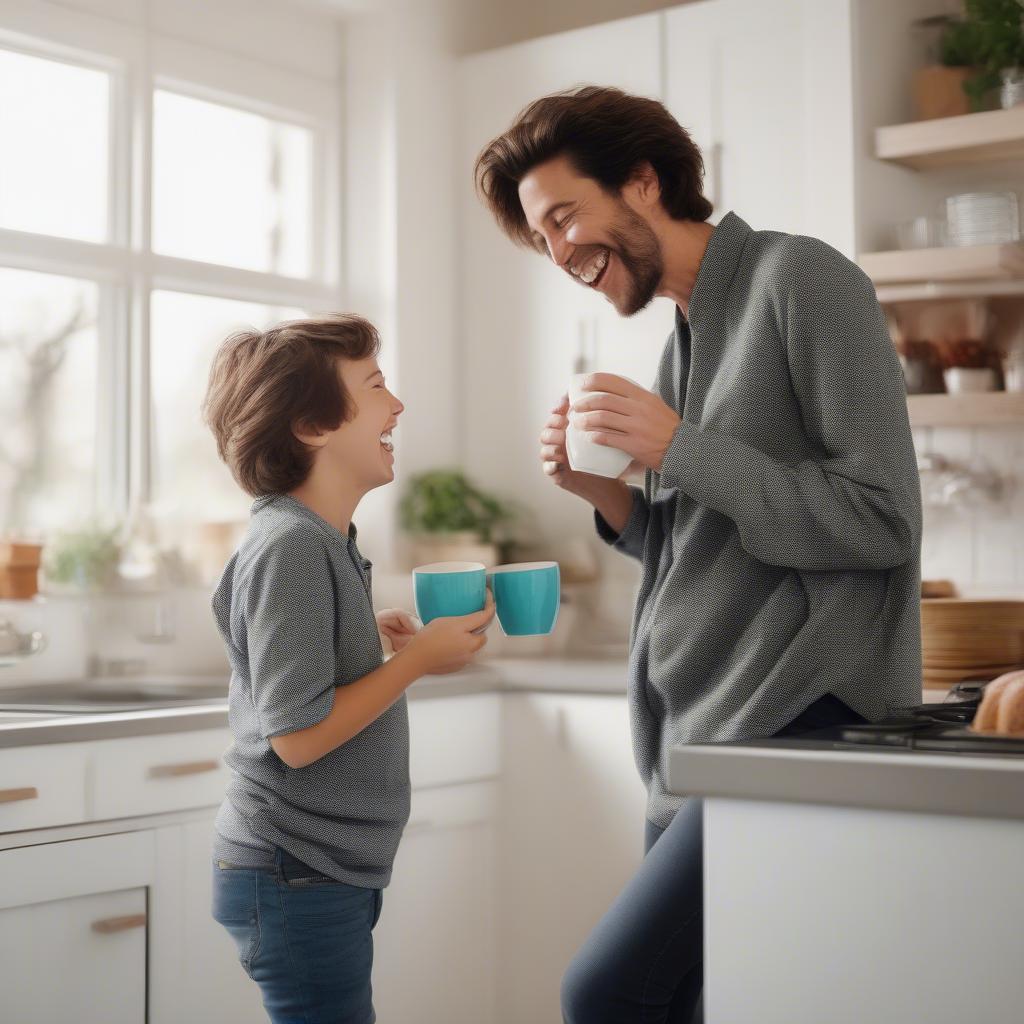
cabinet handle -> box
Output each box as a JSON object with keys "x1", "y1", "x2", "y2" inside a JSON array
[
  {"x1": 0, "y1": 786, "x2": 38, "y2": 804},
  {"x1": 148, "y1": 759, "x2": 219, "y2": 779},
  {"x1": 91, "y1": 913, "x2": 147, "y2": 934}
]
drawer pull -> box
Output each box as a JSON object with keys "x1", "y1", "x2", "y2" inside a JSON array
[
  {"x1": 91, "y1": 913, "x2": 147, "y2": 934},
  {"x1": 0, "y1": 786, "x2": 39, "y2": 805},
  {"x1": 148, "y1": 759, "x2": 220, "y2": 779}
]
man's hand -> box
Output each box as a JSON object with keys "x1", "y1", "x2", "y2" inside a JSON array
[
  {"x1": 571, "y1": 373, "x2": 681, "y2": 473},
  {"x1": 376, "y1": 608, "x2": 420, "y2": 655}
]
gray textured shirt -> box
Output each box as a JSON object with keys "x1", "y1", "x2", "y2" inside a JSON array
[
  {"x1": 596, "y1": 212, "x2": 922, "y2": 829},
  {"x1": 211, "y1": 493, "x2": 410, "y2": 888}
]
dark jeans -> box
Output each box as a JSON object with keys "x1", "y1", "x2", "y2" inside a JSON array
[
  {"x1": 561, "y1": 693, "x2": 865, "y2": 1024},
  {"x1": 211, "y1": 846, "x2": 384, "y2": 1024}
]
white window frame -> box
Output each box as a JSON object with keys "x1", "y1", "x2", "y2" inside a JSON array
[{"x1": 0, "y1": 0, "x2": 342, "y2": 523}]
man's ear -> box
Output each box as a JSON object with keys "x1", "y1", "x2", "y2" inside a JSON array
[{"x1": 625, "y1": 161, "x2": 661, "y2": 207}]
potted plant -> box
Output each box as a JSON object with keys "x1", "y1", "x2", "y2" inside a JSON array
[
  {"x1": 399, "y1": 470, "x2": 515, "y2": 569},
  {"x1": 0, "y1": 540, "x2": 44, "y2": 600},
  {"x1": 913, "y1": 13, "x2": 975, "y2": 119},
  {"x1": 42, "y1": 526, "x2": 121, "y2": 594},
  {"x1": 928, "y1": 1, "x2": 1024, "y2": 114},
  {"x1": 939, "y1": 338, "x2": 1000, "y2": 393}
]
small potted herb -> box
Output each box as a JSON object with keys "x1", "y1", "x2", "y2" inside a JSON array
[
  {"x1": 925, "y1": 1, "x2": 1024, "y2": 114},
  {"x1": 42, "y1": 526, "x2": 121, "y2": 593},
  {"x1": 912, "y1": 14, "x2": 975, "y2": 119},
  {"x1": 399, "y1": 470, "x2": 516, "y2": 568}
]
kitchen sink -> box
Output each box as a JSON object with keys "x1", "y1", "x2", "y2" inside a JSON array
[{"x1": 0, "y1": 679, "x2": 228, "y2": 714}]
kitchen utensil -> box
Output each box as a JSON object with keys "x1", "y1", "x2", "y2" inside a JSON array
[{"x1": 945, "y1": 192, "x2": 1020, "y2": 247}]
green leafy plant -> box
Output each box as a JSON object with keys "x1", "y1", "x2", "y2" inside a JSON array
[
  {"x1": 940, "y1": 0, "x2": 1024, "y2": 109},
  {"x1": 399, "y1": 470, "x2": 513, "y2": 543},
  {"x1": 44, "y1": 526, "x2": 121, "y2": 591}
]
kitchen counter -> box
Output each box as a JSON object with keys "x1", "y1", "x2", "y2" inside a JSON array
[
  {"x1": 669, "y1": 741, "x2": 1024, "y2": 821},
  {"x1": 669, "y1": 735, "x2": 1024, "y2": 1022},
  {"x1": 0, "y1": 657, "x2": 628, "y2": 748}
]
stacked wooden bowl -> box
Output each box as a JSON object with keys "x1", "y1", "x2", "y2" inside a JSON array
[{"x1": 922, "y1": 599, "x2": 1024, "y2": 690}]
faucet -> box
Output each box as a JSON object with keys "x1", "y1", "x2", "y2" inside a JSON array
[{"x1": 0, "y1": 619, "x2": 47, "y2": 667}]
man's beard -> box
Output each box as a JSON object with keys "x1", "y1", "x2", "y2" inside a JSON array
[{"x1": 607, "y1": 204, "x2": 663, "y2": 317}]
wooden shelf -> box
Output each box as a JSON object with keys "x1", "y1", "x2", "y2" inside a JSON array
[
  {"x1": 859, "y1": 244, "x2": 1024, "y2": 285},
  {"x1": 907, "y1": 392, "x2": 1024, "y2": 427},
  {"x1": 876, "y1": 107, "x2": 1024, "y2": 169}
]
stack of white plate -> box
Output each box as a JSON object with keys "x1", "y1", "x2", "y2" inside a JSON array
[{"x1": 946, "y1": 192, "x2": 1020, "y2": 247}]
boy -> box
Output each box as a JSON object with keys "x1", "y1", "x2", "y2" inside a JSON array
[{"x1": 203, "y1": 314, "x2": 494, "y2": 1024}]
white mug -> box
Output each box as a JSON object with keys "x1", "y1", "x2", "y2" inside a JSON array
[{"x1": 566, "y1": 372, "x2": 634, "y2": 479}]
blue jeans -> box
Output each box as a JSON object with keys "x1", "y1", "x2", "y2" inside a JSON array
[
  {"x1": 561, "y1": 693, "x2": 865, "y2": 1024},
  {"x1": 211, "y1": 846, "x2": 384, "y2": 1024}
]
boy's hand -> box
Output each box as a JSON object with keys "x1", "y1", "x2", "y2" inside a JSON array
[
  {"x1": 376, "y1": 608, "x2": 421, "y2": 655},
  {"x1": 404, "y1": 590, "x2": 496, "y2": 676}
]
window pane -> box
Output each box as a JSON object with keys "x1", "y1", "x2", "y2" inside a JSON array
[
  {"x1": 152, "y1": 91, "x2": 313, "y2": 277},
  {"x1": 0, "y1": 269, "x2": 100, "y2": 532},
  {"x1": 0, "y1": 49, "x2": 109, "y2": 242},
  {"x1": 149, "y1": 291, "x2": 305, "y2": 523}
]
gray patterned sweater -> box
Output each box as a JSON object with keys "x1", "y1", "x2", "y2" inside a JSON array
[{"x1": 595, "y1": 212, "x2": 922, "y2": 829}]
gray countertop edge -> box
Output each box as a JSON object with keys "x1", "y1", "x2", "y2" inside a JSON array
[
  {"x1": 669, "y1": 744, "x2": 1024, "y2": 822},
  {"x1": 0, "y1": 658, "x2": 629, "y2": 749}
]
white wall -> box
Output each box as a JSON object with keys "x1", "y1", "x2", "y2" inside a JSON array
[{"x1": 341, "y1": 1, "x2": 463, "y2": 568}]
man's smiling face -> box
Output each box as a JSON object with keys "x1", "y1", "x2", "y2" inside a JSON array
[{"x1": 517, "y1": 154, "x2": 664, "y2": 317}]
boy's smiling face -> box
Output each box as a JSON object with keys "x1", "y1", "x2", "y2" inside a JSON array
[{"x1": 301, "y1": 356, "x2": 404, "y2": 493}]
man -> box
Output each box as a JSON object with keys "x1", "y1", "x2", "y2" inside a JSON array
[{"x1": 474, "y1": 86, "x2": 921, "y2": 1023}]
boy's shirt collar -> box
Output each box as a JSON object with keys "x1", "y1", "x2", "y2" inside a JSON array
[{"x1": 251, "y1": 493, "x2": 360, "y2": 547}]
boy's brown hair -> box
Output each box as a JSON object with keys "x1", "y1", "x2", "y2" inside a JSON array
[
  {"x1": 203, "y1": 313, "x2": 380, "y2": 497},
  {"x1": 475, "y1": 85, "x2": 713, "y2": 251}
]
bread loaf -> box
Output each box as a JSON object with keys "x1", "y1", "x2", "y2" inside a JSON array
[
  {"x1": 995, "y1": 677, "x2": 1024, "y2": 736},
  {"x1": 973, "y1": 669, "x2": 1024, "y2": 734}
]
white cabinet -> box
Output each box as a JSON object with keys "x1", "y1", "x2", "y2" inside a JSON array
[
  {"x1": 150, "y1": 816, "x2": 267, "y2": 1024},
  {"x1": 495, "y1": 692, "x2": 648, "y2": 1024},
  {"x1": 374, "y1": 782, "x2": 498, "y2": 1024},
  {"x1": 664, "y1": 0, "x2": 856, "y2": 256},
  {"x1": 0, "y1": 831, "x2": 153, "y2": 1024},
  {"x1": 458, "y1": 14, "x2": 674, "y2": 543}
]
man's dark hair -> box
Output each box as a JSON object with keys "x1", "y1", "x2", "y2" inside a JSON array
[{"x1": 474, "y1": 85, "x2": 713, "y2": 250}]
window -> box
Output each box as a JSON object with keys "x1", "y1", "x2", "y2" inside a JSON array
[
  {"x1": 152, "y1": 91, "x2": 313, "y2": 276},
  {"x1": 0, "y1": 48, "x2": 110, "y2": 242},
  {"x1": 149, "y1": 291, "x2": 305, "y2": 522},
  {"x1": 0, "y1": 17, "x2": 339, "y2": 538},
  {"x1": 0, "y1": 268, "x2": 100, "y2": 531}
]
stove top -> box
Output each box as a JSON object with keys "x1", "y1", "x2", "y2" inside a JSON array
[{"x1": 758, "y1": 688, "x2": 1024, "y2": 757}]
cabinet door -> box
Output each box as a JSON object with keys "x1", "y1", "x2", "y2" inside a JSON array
[
  {"x1": 0, "y1": 887, "x2": 147, "y2": 1023},
  {"x1": 0, "y1": 831, "x2": 154, "y2": 1024},
  {"x1": 496, "y1": 693, "x2": 648, "y2": 1024},
  {"x1": 664, "y1": 0, "x2": 855, "y2": 254},
  {"x1": 373, "y1": 782, "x2": 498, "y2": 1024},
  {"x1": 164, "y1": 816, "x2": 267, "y2": 1024},
  {"x1": 458, "y1": 14, "x2": 669, "y2": 541}
]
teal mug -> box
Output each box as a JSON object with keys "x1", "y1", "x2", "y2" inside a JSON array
[
  {"x1": 413, "y1": 561, "x2": 487, "y2": 625},
  {"x1": 488, "y1": 561, "x2": 560, "y2": 637}
]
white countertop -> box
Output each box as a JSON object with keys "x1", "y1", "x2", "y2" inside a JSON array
[
  {"x1": 668, "y1": 741, "x2": 1024, "y2": 821},
  {"x1": 0, "y1": 657, "x2": 629, "y2": 748}
]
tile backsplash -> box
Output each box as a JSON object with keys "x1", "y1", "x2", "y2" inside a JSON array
[{"x1": 914, "y1": 425, "x2": 1024, "y2": 594}]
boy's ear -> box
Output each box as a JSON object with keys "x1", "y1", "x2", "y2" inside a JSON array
[{"x1": 292, "y1": 420, "x2": 328, "y2": 449}]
